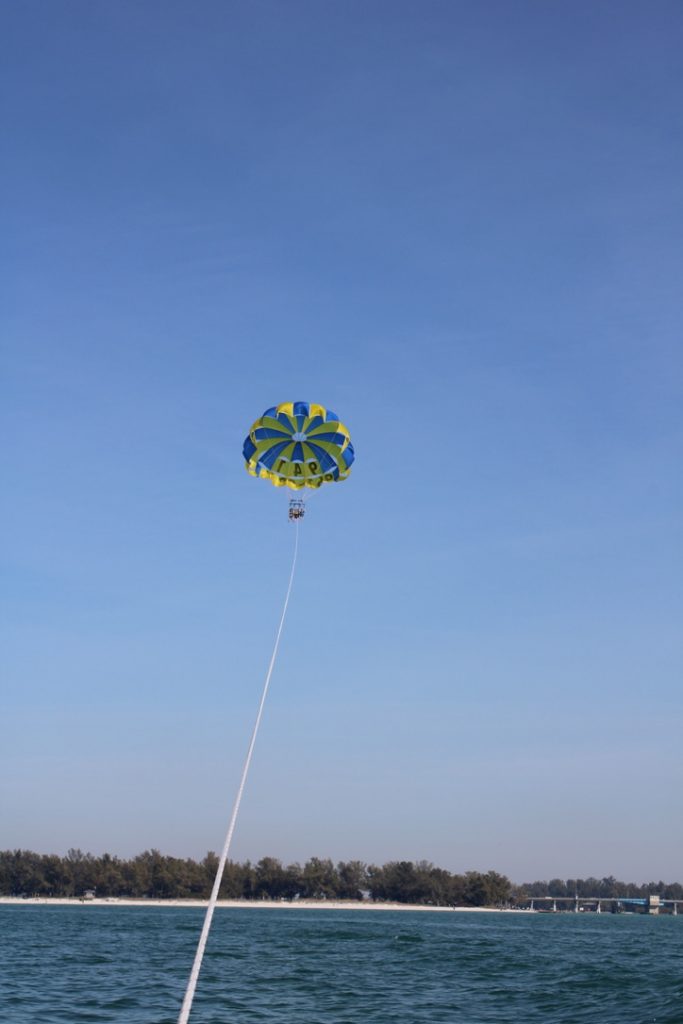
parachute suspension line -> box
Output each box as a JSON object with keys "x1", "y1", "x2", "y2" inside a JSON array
[{"x1": 177, "y1": 522, "x2": 300, "y2": 1024}]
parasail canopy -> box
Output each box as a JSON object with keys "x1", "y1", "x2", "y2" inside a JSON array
[{"x1": 243, "y1": 401, "x2": 354, "y2": 490}]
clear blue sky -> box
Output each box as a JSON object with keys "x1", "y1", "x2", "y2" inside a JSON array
[{"x1": 2, "y1": 1, "x2": 681, "y2": 883}]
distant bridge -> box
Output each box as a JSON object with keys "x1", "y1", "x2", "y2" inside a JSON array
[{"x1": 522, "y1": 895, "x2": 678, "y2": 915}]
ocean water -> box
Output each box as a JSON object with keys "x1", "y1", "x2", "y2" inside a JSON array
[{"x1": 1, "y1": 906, "x2": 682, "y2": 1024}]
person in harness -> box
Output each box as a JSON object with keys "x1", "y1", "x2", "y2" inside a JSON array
[{"x1": 288, "y1": 499, "x2": 305, "y2": 521}]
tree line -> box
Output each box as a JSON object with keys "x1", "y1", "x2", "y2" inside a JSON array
[
  {"x1": 521, "y1": 875, "x2": 683, "y2": 901},
  {"x1": 1, "y1": 850, "x2": 680, "y2": 906}
]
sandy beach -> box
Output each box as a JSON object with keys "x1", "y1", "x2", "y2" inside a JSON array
[{"x1": 0, "y1": 896, "x2": 528, "y2": 912}]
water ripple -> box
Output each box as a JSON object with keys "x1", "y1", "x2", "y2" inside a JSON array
[{"x1": 1, "y1": 906, "x2": 682, "y2": 1023}]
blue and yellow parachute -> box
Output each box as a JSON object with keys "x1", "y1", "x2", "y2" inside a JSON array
[{"x1": 243, "y1": 401, "x2": 354, "y2": 490}]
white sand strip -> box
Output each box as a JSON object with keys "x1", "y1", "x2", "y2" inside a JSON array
[{"x1": 0, "y1": 896, "x2": 531, "y2": 912}]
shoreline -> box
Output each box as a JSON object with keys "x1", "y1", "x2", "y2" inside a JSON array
[{"x1": 0, "y1": 896, "x2": 533, "y2": 913}]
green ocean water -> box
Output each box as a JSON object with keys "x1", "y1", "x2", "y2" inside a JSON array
[{"x1": 1, "y1": 906, "x2": 682, "y2": 1023}]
